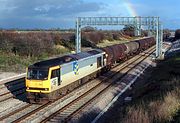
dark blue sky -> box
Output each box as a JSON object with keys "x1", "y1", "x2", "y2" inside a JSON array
[{"x1": 0, "y1": 0, "x2": 179, "y2": 29}]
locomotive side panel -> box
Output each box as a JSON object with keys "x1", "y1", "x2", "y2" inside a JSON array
[{"x1": 50, "y1": 54, "x2": 104, "y2": 92}]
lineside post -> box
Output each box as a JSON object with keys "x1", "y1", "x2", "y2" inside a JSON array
[
  {"x1": 156, "y1": 17, "x2": 159, "y2": 58},
  {"x1": 155, "y1": 17, "x2": 163, "y2": 59},
  {"x1": 76, "y1": 18, "x2": 81, "y2": 53}
]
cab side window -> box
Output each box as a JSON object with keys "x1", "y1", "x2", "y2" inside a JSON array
[
  {"x1": 97, "y1": 57, "x2": 102, "y2": 68},
  {"x1": 51, "y1": 69, "x2": 60, "y2": 85}
]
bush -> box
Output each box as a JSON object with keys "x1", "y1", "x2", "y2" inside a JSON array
[
  {"x1": 122, "y1": 89, "x2": 180, "y2": 123},
  {"x1": 0, "y1": 31, "x2": 15, "y2": 52},
  {"x1": 0, "y1": 31, "x2": 56, "y2": 57},
  {"x1": 52, "y1": 33, "x2": 75, "y2": 50},
  {"x1": 11, "y1": 32, "x2": 54, "y2": 57}
]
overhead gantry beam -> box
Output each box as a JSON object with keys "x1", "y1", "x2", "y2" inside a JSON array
[{"x1": 75, "y1": 16, "x2": 163, "y2": 58}]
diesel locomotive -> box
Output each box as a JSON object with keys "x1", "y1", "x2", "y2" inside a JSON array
[{"x1": 26, "y1": 37, "x2": 155, "y2": 103}]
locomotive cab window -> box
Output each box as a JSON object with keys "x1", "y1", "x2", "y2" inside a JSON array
[
  {"x1": 51, "y1": 68, "x2": 60, "y2": 85},
  {"x1": 27, "y1": 68, "x2": 48, "y2": 80},
  {"x1": 97, "y1": 57, "x2": 102, "y2": 68}
]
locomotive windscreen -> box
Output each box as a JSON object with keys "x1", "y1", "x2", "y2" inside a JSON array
[{"x1": 27, "y1": 68, "x2": 48, "y2": 80}]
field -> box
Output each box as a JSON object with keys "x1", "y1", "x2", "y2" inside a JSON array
[
  {"x1": 97, "y1": 40, "x2": 128, "y2": 47},
  {"x1": 97, "y1": 37, "x2": 143, "y2": 47}
]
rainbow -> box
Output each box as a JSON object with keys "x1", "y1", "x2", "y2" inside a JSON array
[{"x1": 123, "y1": 0, "x2": 138, "y2": 17}]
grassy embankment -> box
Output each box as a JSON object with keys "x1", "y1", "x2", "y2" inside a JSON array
[
  {"x1": 0, "y1": 45, "x2": 70, "y2": 73},
  {"x1": 97, "y1": 36, "x2": 140, "y2": 47},
  {"x1": 106, "y1": 55, "x2": 180, "y2": 123}
]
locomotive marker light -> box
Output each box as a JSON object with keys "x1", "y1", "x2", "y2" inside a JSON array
[{"x1": 75, "y1": 16, "x2": 163, "y2": 59}]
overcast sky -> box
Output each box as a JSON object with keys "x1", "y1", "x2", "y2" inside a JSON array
[{"x1": 0, "y1": 0, "x2": 179, "y2": 29}]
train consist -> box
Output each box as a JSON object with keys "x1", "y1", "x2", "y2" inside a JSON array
[{"x1": 26, "y1": 37, "x2": 155, "y2": 103}]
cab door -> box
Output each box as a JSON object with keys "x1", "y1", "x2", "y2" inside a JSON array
[{"x1": 50, "y1": 67, "x2": 61, "y2": 88}]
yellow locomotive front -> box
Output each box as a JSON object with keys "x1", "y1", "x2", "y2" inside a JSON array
[
  {"x1": 26, "y1": 68, "x2": 50, "y2": 93},
  {"x1": 26, "y1": 65, "x2": 60, "y2": 103}
]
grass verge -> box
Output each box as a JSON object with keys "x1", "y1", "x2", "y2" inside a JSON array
[
  {"x1": 101, "y1": 55, "x2": 180, "y2": 123},
  {"x1": 122, "y1": 56, "x2": 180, "y2": 123}
]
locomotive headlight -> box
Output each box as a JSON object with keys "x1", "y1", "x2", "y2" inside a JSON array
[{"x1": 45, "y1": 88, "x2": 49, "y2": 91}]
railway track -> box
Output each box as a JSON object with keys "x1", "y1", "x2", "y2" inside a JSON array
[
  {"x1": 0, "y1": 46, "x2": 154, "y2": 123},
  {"x1": 0, "y1": 46, "x2": 155, "y2": 123},
  {"x1": 40, "y1": 47, "x2": 155, "y2": 123},
  {"x1": 0, "y1": 78, "x2": 26, "y2": 103}
]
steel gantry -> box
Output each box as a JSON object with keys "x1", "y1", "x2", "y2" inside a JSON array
[{"x1": 76, "y1": 16, "x2": 163, "y2": 58}]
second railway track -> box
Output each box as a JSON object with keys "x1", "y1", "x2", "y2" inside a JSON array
[{"x1": 0, "y1": 78, "x2": 26, "y2": 103}]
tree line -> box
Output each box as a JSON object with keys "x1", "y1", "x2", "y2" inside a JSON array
[{"x1": 0, "y1": 29, "x2": 147, "y2": 57}]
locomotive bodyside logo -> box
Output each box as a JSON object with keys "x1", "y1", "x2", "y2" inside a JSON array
[{"x1": 73, "y1": 61, "x2": 79, "y2": 75}]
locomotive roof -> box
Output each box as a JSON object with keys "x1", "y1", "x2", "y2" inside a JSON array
[{"x1": 29, "y1": 49, "x2": 103, "y2": 69}]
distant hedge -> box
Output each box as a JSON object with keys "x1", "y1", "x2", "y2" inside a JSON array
[
  {"x1": 0, "y1": 31, "x2": 76, "y2": 57},
  {"x1": 0, "y1": 31, "x2": 53, "y2": 57},
  {"x1": 82, "y1": 30, "x2": 146, "y2": 45},
  {"x1": 0, "y1": 30, "x2": 142, "y2": 57}
]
